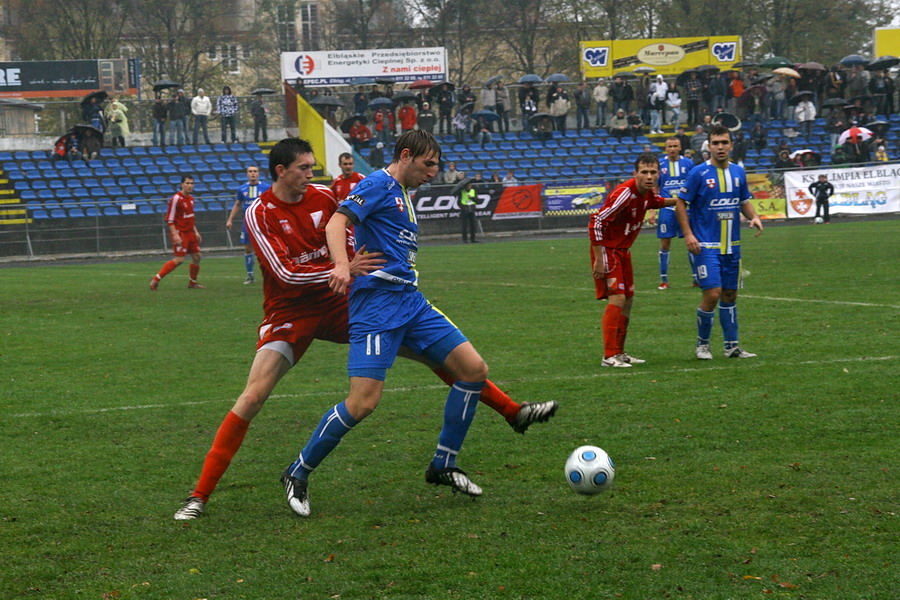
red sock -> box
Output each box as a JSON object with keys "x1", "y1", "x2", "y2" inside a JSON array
[
  {"x1": 432, "y1": 367, "x2": 520, "y2": 421},
  {"x1": 157, "y1": 259, "x2": 179, "y2": 280},
  {"x1": 189, "y1": 263, "x2": 200, "y2": 283},
  {"x1": 602, "y1": 304, "x2": 623, "y2": 357},
  {"x1": 617, "y1": 314, "x2": 630, "y2": 355},
  {"x1": 193, "y1": 411, "x2": 250, "y2": 502}
]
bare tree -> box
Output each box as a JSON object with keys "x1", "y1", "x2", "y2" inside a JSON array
[{"x1": 6, "y1": 0, "x2": 129, "y2": 60}]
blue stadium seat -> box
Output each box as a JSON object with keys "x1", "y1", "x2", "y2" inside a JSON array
[
  {"x1": 545, "y1": 167, "x2": 560, "y2": 178},
  {"x1": 48, "y1": 179, "x2": 65, "y2": 189},
  {"x1": 50, "y1": 208, "x2": 67, "y2": 218},
  {"x1": 139, "y1": 157, "x2": 155, "y2": 167},
  {"x1": 20, "y1": 190, "x2": 37, "y2": 201},
  {"x1": 104, "y1": 158, "x2": 122, "y2": 168},
  {"x1": 135, "y1": 176, "x2": 151, "y2": 186},
  {"x1": 148, "y1": 146, "x2": 163, "y2": 155},
  {"x1": 212, "y1": 143, "x2": 228, "y2": 153},
  {"x1": 32, "y1": 208, "x2": 49, "y2": 219},
  {"x1": 113, "y1": 147, "x2": 132, "y2": 156},
  {"x1": 591, "y1": 165, "x2": 606, "y2": 177},
  {"x1": 14, "y1": 151, "x2": 32, "y2": 160},
  {"x1": 36, "y1": 160, "x2": 54, "y2": 170},
  {"x1": 14, "y1": 180, "x2": 31, "y2": 191},
  {"x1": 560, "y1": 167, "x2": 576, "y2": 178},
  {"x1": 85, "y1": 206, "x2": 100, "y2": 217},
  {"x1": 141, "y1": 185, "x2": 158, "y2": 196},
  {"x1": 205, "y1": 200, "x2": 224, "y2": 211},
  {"x1": 117, "y1": 177, "x2": 135, "y2": 187},
  {"x1": 75, "y1": 167, "x2": 93, "y2": 177},
  {"x1": 31, "y1": 180, "x2": 48, "y2": 190},
  {"x1": 93, "y1": 167, "x2": 111, "y2": 177},
  {"x1": 171, "y1": 156, "x2": 187, "y2": 165},
  {"x1": 38, "y1": 189, "x2": 55, "y2": 200},
  {"x1": 579, "y1": 156, "x2": 594, "y2": 166},
  {"x1": 209, "y1": 182, "x2": 226, "y2": 192},
  {"x1": 68, "y1": 208, "x2": 85, "y2": 218},
  {"x1": 518, "y1": 158, "x2": 534, "y2": 169},
  {"x1": 131, "y1": 146, "x2": 148, "y2": 156},
  {"x1": 534, "y1": 158, "x2": 549, "y2": 168},
  {"x1": 122, "y1": 157, "x2": 138, "y2": 168},
  {"x1": 560, "y1": 139, "x2": 576, "y2": 148},
  {"x1": 73, "y1": 189, "x2": 91, "y2": 200},
  {"x1": 138, "y1": 204, "x2": 155, "y2": 215},
  {"x1": 102, "y1": 206, "x2": 119, "y2": 216},
  {"x1": 553, "y1": 148, "x2": 569, "y2": 157},
  {"x1": 106, "y1": 186, "x2": 124, "y2": 197},
  {"x1": 197, "y1": 144, "x2": 213, "y2": 153},
  {"x1": 111, "y1": 167, "x2": 128, "y2": 177},
  {"x1": 0, "y1": 152, "x2": 13, "y2": 162},
  {"x1": 193, "y1": 183, "x2": 209, "y2": 193},
  {"x1": 127, "y1": 166, "x2": 145, "y2": 176},
  {"x1": 549, "y1": 157, "x2": 564, "y2": 167},
  {"x1": 193, "y1": 200, "x2": 206, "y2": 212}
]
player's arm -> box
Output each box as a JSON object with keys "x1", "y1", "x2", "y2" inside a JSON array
[
  {"x1": 590, "y1": 242, "x2": 607, "y2": 279},
  {"x1": 675, "y1": 198, "x2": 699, "y2": 254},
  {"x1": 165, "y1": 197, "x2": 181, "y2": 245},
  {"x1": 226, "y1": 195, "x2": 242, "y2": 229},
  {"x1": 740, "y1": 201, "x2": 763, "y2": 237},
  {"x1": 325, "y1": 210, "x2": 353, "y2": 295}
]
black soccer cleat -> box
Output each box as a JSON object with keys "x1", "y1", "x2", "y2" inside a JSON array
[
  {"x1": 425, "y1": 464, "x2": 483, "y2": 497},
  {"x1": 510, "y1": 400, "x2": 559, "y2": 434},
  {"x1": 280, "y1": 467, "x2": 311, "y2": 517}
]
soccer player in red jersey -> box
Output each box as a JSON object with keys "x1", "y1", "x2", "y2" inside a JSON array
[
  {"x1": 174, "y1": 138, "x2": 557, "y2": 520},
  {"x1": 330, "y1": 152, "x2": 365, "y2": 201},
  {"x1": 150, "y1": 175, "x2": 204, "y2": 290},
  {"x1": 589, "y1": 153, "x2": 676, "y2": 368}
]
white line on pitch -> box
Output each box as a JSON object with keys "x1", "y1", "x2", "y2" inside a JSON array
[{"x1": 10, "y1": 355, "x2": 896, "y2": 419}]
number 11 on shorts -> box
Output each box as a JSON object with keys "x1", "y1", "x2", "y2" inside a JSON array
[{"x1": 366, "y1": 333, "x2": 381, "y2": 356}]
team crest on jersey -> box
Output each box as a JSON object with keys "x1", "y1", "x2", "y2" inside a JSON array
[
  {"x1": 705, "y1": 178, "x2": 716, "y2": 188},
  {"x1": 394, "y1": 196, "x2": 405, "y2": 212},
  {"x1": 279, "y1": 219, "x2": 294, "y2": 235},
  {"x1": 347, "y1": 194, "x2": 364, "y2": 206}
]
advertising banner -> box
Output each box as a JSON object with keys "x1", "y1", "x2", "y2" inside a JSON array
[
  {"x1": 543, "y1": 181, "x2": 610, "y2": 215},
  {"x1": 874, "y1": 27, "x2": 900, "y2": 57},
  {"x1": 0, "y1": 59, "x2": 138, "y2": 98},
  {"x1": 784, "y1": 165, "x2": 900, "y2": 218},
  {"x1": 281, "y1": 48, "x2": 446, "y2": 86},
  {"x1": 580, "y1": 36, "x2": 741, "y2": 78},
  {"x1": 412, "y1": 183, "x2": 543, "y2": 221},
  {"x1": 747, "y1": 172, "x2": 787, "y2": 219}
]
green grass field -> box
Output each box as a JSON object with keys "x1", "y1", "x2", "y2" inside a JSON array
[{"x1": 2, "y1": 219, "x2": 898, "y2": 600}]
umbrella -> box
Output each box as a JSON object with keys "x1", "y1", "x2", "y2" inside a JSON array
[
  {"x1": 789, "y1": 149, "x2": 814, "y2": 159},
  {"x1": 733, "y1": 61, "x2": 758, "y2": 68},
  {"x1": 391, "y1": 90, "x2": 417, "y2": 102},
  {"x1": 80, "y1": 90, "x2": 108, "y2": 108},
  {"x1": 71, "y1": 123, "x2": 103, "y2": 137},
  {"x1": 788, "y1": 90, "x2": 815, "y2": 106},
  {"x1": 759, "y1": 56, "x2": 793, "y2": 69},
  {"x1": 484, "y1": 75, "x2": 503, "y2": 86},
  {"x1": 340, "y1": 115, "x2": 367, "y2": 133},
  {"x1": 518, "y1": 74, "x2": 543, "y2": 84},
  {"x1": 633, "y1": 66, "x2": 655, "y2": 74},
  {"x1": 676, "y1": 69, "x2": 700, "y2": 86},
  {"x1": 840, "y1": 54, "x2": 868, "y2": 67},
  {"x1": 251, "y1": 88, "x2": 276, "y2": 95},
  {"x1": 712, "y1": 112, "x2": 741, "y2": 131},
  {"x1": 822, "y1": 97, "x2": 847, "y2": 107},
  {"x1": 450, "y1": 176, "x2": 473, "y2": 196},
  {"x1": 349, "y1": 77, "x2": 376, "y2": 85},
  {"x1": 612, "y1": 71, "x2": 636, "y2": 79},
  {"x1": 867, "y1": 119, "x2": 889, "y2": 132},
  {"x1": 367, "y1": 97, "x2": 394, "y2": 109},
  {"x1": 374, "y1": 77, "x2": 395, "y2": 85},
  {"x1": 752, "y1": 73, "x2": 775, "y2": 84},
  {"x1": 847, "y1": 95, "x2": 872, "y2": 104},
  {"x1": 696, "y1": 64, "x2": 720, "y2": 73},
  {"x1": 797, "y1": 62, "x2": 826, "y2": 71},
  {"x1": 838, "y1": 126, "x2": 872, "y2": 145},
  {"x1": 773, "y1": 67, "x2": 801, "y2": 79},
  {"x1": 152, "y1": 79, "x2": 180, "y2": 93},
  {"x1": 545, "y1": 73, "x2": 570, "y2": 83},
  {"x1": 528, "y1": 112, "x2": 553, "y2": 125},
  {"x1": 409, "y1": 79, "x2": 435, "y2": 90},
  {"x1": 458, "y1": 101, "x2": 475, "y2": 113},
  {"x1": 866, "y1": 55, "x2": 900, "y2": 71},
  {"x1": 470, "y1": 109, "x2": 500, "y2": 122},
  {"x1": 310, "y1": 95, "x2": 344, "y2": 107}
]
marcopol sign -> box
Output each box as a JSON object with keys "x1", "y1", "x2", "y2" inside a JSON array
[
  {"x1": 580, "y1": 36, "x2": 741, "y2": 77},
  {"x1": 636, "y1": 43, "x2": 686, "y2": 66}
]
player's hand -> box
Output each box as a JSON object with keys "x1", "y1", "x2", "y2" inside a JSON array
[
  {"x1": 648, "y1": 211, "x2": 656, "y2": 226},
  {"x1": 226, "y1": 219, "x2": 232, "y2": 230},
  {"x1": 348, "y1": 245, "x2": 385, "y2": 277},
  {"x1": 172, "y1": 233, "x2": 182, "y2": 246},
  {"x1": 328, "y1": 263, "x2": 352, "y2": 295},
  {"x1": 196, "y1": 232, "x2": 202, "y2": 243},
  {"x1": 591, "y1": 256, "x2": 606, "y2": 280},
  {"x1": 748, "y1": 217, "x2": 764, "y2": 237},
  {"x1": 684, "y1": 233, "x2": 701, "y2": 255}
]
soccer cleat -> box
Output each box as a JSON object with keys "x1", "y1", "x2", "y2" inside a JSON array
[
  {"x1": 149, "y1": 276, "x2": 159, "y2": 291},
  {"x1": 510, "y1": 400, "x2": 559, "y2": 434},
  {"x1": 187, "y1": 282, "x2": 206, "y2": 289},
  {"x1": 601, "y1": 354, "x2": 633, "y2": 368},
  {"x1": 173, "y1": 496, "x2": 205, "y2": 520},
  {"x1": 622, "y1": 353, "x2": 646, "y2": 364},
  {"x1": 725, "y1": 347, "x2": 757, "y2": 359},
  {"x1": 695, "y1": 344, "x2": 713, "y2": 360},
  {"x1": 280, "y1": 468, "x2": 310, "y2": 517},
  {"x1": 657, "y1": 282, "x2": 669, "y2": 290},
  {"x1": 243, "y1": 275, "x2": 255, "y2": 285},
  {"x1": 425, "y1": 464, "x2": 483, "y2": 497}
]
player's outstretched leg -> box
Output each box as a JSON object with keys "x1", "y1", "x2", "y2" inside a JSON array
[{"x1": 150, "y1": 259, "x2": 180, "y2": 290}]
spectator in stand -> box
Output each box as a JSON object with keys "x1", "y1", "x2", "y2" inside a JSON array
[
  {"x1": 53, "y1": 132, "x2": 81, "y2": 165},
  {"x1": 105, "y1": 96, "x2": 129, "y2": 147},
  {"x1": 168, "y1": 90, "x2": 189, "y2": 145},
  {"x1": 767, "y1": 75, "x2": 786, "y2": 121},
  {"x1": 348, "y1": 118, "x2": 372, "y2": 154},
  {"x1": 750, "y1": 122, "x2": 767, "y2": 152},
  {"x1": 374, "y1": 108, "x2": 394, "y2": 145},
  {"x1": 825, "y1": 109, "x2": 846, "y2": 149},
  {"x1": 875, "y1": 145, "x2": 889, "y2": 161},
  {"x1": 825, "y1": 65, "x2": 844, "y2": 99},
  {"x1": 626, "y1": 109, "x2": 643, "y2": 141},
  {"x1": 593, "y1": 78, "x2": 609, "y2": 130},
  {"x1": 417, "y1": 101, "x2": 436, "y2": 134},
  {"x1": 609, "y1": 76, "x2": 629, "y2": 113},
  {"x1": 368, "y1": 141, "x2": 385, "y2": 169},
  {"x1": 648, "y1": 75, "x2": 667, "y2": 134},
  {"x1": 152, "y1": 96, "x2": 168, "y2": 147},
  {"x1": 443, "y1": 161, "x2": 464, "y2": 185},
  {"x1": 883, "y1": 71, "x2": 895, "y2": 115},
  {"x1": 452, "y1": 107, "x2": 471, "y2": 143},
  {"x1": 398, "y1": 100, "x2": 417, "y2": 134},
  {"x1": 368, "y1": 84, "x2": 382, "y2": 100},
  {"x1": 607, "y1": 108, "x2": 628, "y2": 140},
  {"x1": 502, "y1": 170, "x2": 518, "y2": 186},
  {"x1": 383, "y1": 83, "x2": 394, "y2": 100},
  {"x1": 574, "y1": 82, "x2": 592, "y2": 133},
  {"x1": 353, "y1": 88, "x2": 369, "y2": 115},
  {"x1": 495, "y1": 82, "x2": 511, "y2": 134},
  {"x1": 707, "y1": 72, "x2": 726, "y2": 116},
  {"x1": 700, "y1": 114, "x2": 713, "y2": 133},
  {"x1": 250, "y1": 95, "x2": 268, "y2": 143},
  {"x1": 534, "y1": 113, "x2": 554, "y2": 141},
  {"x1": 191, "y1": 88, "x2": 212, "y2": 145},
  {"x1": 82, "y1": 95, "x2": 104, "y2": 132},
  {"x1": 843, "y1": 130, "x2": 870, "y2": 163},
  {"x1": 666, "y1": 87, "x2": 682, "y2": 127},
  {"x1": 519, "y1": 84, "x2": 539, "y2": 131},
  {"x1": 727, "y1": 71, "x2": 743, "y2": 112},
  {"x1": 869, "y1": 70, "x2": 891, "y2": 115},
  {"x1": 217, "y1": 86, "x2": 240, "y2": 144},
  {"x1": 732, "y1": 130, "x2": 747, "y2": 166},
  {"x1": 435, "y1": 83, "x2": 455, "y2": 135},
  {"x1": 684, "y1": 71, "x2": 703, "y2": 126},
  {"x1": 490, "y1": 171, "x2": 502, "y2": 183},
  {"x1": 548, "y1": 85, "x2": 570, "y2": 135},
  {"x1": 480, "y1": 82, "x2": 496, "y2": 113},
  {"x1": 845, "y1": 64, "x2": 869, "y2": 99},
  {"x1": 674, "y1": 125, "x2": 691, "y2": 152},
  {"x1": 831, "y1": 145, "x2": 849, "y2": 165},
  {"x1": 795, "y1": 95, "x2": 816, "y2": 141},
  {"x1": 473, "y1": 114, "x2": 493, "y2": 147},
  {"x1": 637, "y1": 75, "x2": 652, "y2": 128},
  {"x1": 690, "y1": 125, "x2": 708, "y2": 156},
  {"x1": 458, "y1": 84, "x2": 476, "y2": 106},
  {"x1": 774, "y1": 148, "x2": 793, "y2": 170}
]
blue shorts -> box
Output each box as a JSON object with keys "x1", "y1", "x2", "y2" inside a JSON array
[
  {"x1": 656, "y1": 208, "x2": 682, "y2": 239},
  {"x1": 694, "y1": 251, "x2": 742, "y2": 291},
  {"x1": 347, "y1": 288, "x2": 467, "y2": 380},
  {"x1": 240, "y1": 221, "x2": 250, "y2": 246}
]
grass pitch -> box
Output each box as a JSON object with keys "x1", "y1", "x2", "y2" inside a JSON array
[{"x1": 1, "y1": 219, "x2": 898, "y2": 599}]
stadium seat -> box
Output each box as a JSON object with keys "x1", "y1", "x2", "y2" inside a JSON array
[
  {"x1": 20, "y1": 190, "x2": 37, "y2": 201},
  {"x1": 193, "y1": 182, "x2": 209, "y2": 193},
  {"x1": 549, "y1": 157, "x2": 564, "y2": 167},
  {"x1": 68, "y1": 207, "x2": 85, "y2": 218},
  {"x1": 111, "y1": 167, "x2": 128, "y2": 177},
  {"x1": 148, "y1": 147, "x2": 163, "y2": 156},
  {"x1": 14, "y1": 180, "x2": 31, "y2": 191},
  {"x1": 113, "y1": 147, "x2": 132, "y2": 156},
  {"x1": 101, "y1": 206, "x2": 118, "y2": 216},
  {"x1": 32, "y1": 208, "x2": 50, "y2": 219},
  {"x1": 73, "y1": 189, "x2": 91, "y2": 200},
  {"x1": 141, "y1": 185, "x2": 158, "y2": 196},
  {"x1": 37, "y1": 189, "x2": 55, "y2": 201},
  {"x1": 131, "y1": 146, "x2": 148, "y2": 156},
  {"x1": 50, "y1": 208, "x2": 67, "y2": 218},
  {"x1": 138, "y1": 204, "x2": 155, "y2": 215},
  {"x1": 14, "y1": 151, "x2": 31, "y2": 160},
  {"x1": 205, "y1": 200, "x2": 224, "y2": 211},
  {"x1": 85, "y1": 207, "x2": 100, "y2": 217},
  {"x1": 138, "y1": 157, "x2": 155, "y2": 167},
  {"x1": 545, "y1": 167, "x2": 560, "y2": 178},
  {"x1": 553, "y1": 148, "x2": 569, "y2": 157},
  {"x1": 48, "y1": 179, "x2": 65, "y2": 189}
]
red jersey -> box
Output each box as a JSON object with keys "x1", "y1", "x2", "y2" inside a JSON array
[
  {"x1": 245, "y1": 184, "x2": 351, "y2": 315},
  {"x1": 165, "y1": 191, "x2": 195, "y2": 234},
  {"x1": 589, "y1": 179, "x2": 666, "y2": 249},
  {"x1": 331, "y1": 171, "x2": 366, "y2": 201},
  {"x1": 349, "y1": 124, "x2": 372, "y2": 143}
]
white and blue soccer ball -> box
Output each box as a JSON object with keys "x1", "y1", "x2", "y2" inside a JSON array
[
  {"x1": 814, "y1": 217, "x2": 824, "y2": 224},
  {"x1": 565, "y1": 445, "x2": 615, "y2": 495}
]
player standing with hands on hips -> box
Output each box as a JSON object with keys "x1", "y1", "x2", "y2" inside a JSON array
[
  {"x1": 675, "y1": 123, "x2": 763, "y2": 360},
  {"x1": 590, "y1": 153, "x2": 676, "y2": 368}
]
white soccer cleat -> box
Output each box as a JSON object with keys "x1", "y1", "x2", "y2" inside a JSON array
[
  {"x1": 622, "y1": 353, "x2": 646, "y2": 364},
  {"x1": 174, "y1": 496, "x2": 205, "y2": 520},
  {"x1": 695, "y1": 344, "x2": 713, "y2": 360},
  {"x1": 281, "y1": 468, "x2": 310, "y2": 517},
  {"x1": 601, "y1": 354, "x2": 633, "y2": 368},
  {"x1": 725, "y1": 347, "x2": 757, "y2": 359},
  {"x1": 425, "y1": 464, "x2": 483, "y2": 497}
]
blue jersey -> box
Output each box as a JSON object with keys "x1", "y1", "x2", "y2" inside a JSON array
[
  {"x1": 658, "y1": 156, "x2": 695, "y2": 206},
  {"x1": 679, "y1": 160, "x2": 751, "y2": 255},
  {"x1": 236, "y1": 181, "x2": 271, "y2": 210},
  {"x1": 339, "y1": 169, "x2": 419, "y2": 294}
]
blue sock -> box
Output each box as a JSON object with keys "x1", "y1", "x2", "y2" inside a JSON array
[
  {"x1": 244, "y1": 253, "x2": 254, "y2": 276},
  {"x1": 432, "y1": 381, "x2": 483, "y2": 470},
  {"x1": 658, "y1": 250, "x2": 670, "y2": 283},
  {"x1": 697, "y1": 308, "x2": 715, "y2": 346},
  {"x1": 288, "y1": 401, "x2": 358, "y2": 480},
  {"x1": 719, "y1": 302, "x2": 738, "y2": 351}
]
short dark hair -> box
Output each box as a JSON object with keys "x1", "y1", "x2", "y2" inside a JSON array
[
  {"x1": 666, "y1": 136, "x2": 682, "y2": 146},
  {"x1": 709, "y1": 123, "x2": 732, "y2": 141},
  {"x1": 338, "y1": 152, "x2": 353, "y2": 162},
  {"x1": 633, "y1": 152, "x2": 659, "y2": 171},
  {"x1": 268, "y1": 138, "x2": 314, "y2": 181},
  {"x1": 392, "y1": 130, "x2": 441, "y2": 163},
  {"x1": 180, "y1": 174, "x2": 194, "y2": 183}
]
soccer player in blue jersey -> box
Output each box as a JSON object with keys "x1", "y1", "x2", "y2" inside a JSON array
[
  {"x1": 653, "y1": 137, "x2": 697, "y2": 289},
  {"x1": 676, "y1": 124, "x2": 763, "y2": 360},
  {"x1": 280, "y1": 130, "x2": 489, "y2": 516},
  {"x1": 226, "y1": 165, "x2": 271, "y2": 284}
]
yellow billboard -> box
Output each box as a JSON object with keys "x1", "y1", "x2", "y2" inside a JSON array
[
  {"x1": 580, "y1": 36, "x2": 741, "y2": 78},
  {"x1": 874, "y1": 28, "x2": 900, "y2": 56}
]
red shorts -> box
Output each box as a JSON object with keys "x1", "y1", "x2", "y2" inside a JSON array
[
  {"x1": 172, "y1": 231, "x2": 200, "y2": 257},
  {"x1": 256, "y1": 296, "x2": 350, "y2": 364},
  {"x1": 591, "y1": 246, "x2": 634, "y2": 299}
]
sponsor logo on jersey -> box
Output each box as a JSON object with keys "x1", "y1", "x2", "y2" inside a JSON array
[
  {"x1": 710, "y1": 197, "x2": 740, "y2": 207},
  {"x1": 347, "y1": 194, "x2": 364, "y2": 206}
]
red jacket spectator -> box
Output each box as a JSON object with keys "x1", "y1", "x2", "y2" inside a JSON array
[
  {"x1": 398, "y1": 104, "x2": 417, "y2": 132},
  {"x1": 349, "y1": 123, "x2": 372, "y2": 145}
]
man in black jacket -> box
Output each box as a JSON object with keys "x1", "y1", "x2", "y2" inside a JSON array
[{"x1": 808, "y1": 174, "x2": 835, "y2": 223}]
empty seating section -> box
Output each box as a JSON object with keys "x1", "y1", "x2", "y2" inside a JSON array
[{"x1": 2, "y1": 143, "x2": 266, "y2": 218}]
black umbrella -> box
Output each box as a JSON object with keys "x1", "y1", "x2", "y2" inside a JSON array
[
  {"x1": 840, "y1": 54, "x2": 868, "y2": 67},
  {"x1": 450, "y1": 176, "x2": 473, "y2": 196},
  {"x1": 528, "y1": 112, "x2": 553, "y2": 124},
  {"x1": 712, "y1": 112, "x2": 741, "y2": 131},
  {"x1": 733, "y1": 61, "x2": 758, "y2": 68},
  {"x1": 633, "y1": 66, "x2": 655, "y2": 75},
  {"x1": 458, "y1": 101, "x2": 475, "y2": 113},
  {"x1": 70, "y1": 123, "x2": 104, "y2": 146},
  {"x1": 867, "y1": 119, "x2": 889, "y2": 131},
  {"x1": 310, "y1": 95, "x2": 344, "y2": 107},
  {"x1": 251, "y1": 87, "x2": 277, "y2": 95},
  {"x1": 866, "y1": 55, "x2": 900, "y2": 71},
  {"x1": 367, "y1": 97, "x2": 394, "y2": 109},
  {"x1": 788, "y1": 90, "x2": 815, "y2": 106},
  {"x1": 545, "y1": 73, "x2": 570, "y2": 83},
  {"x1": 696, "y1": 64, "x2": 720, "y2": 73},
  {"x1": 374, "y1": 77, "x2": 395, "y2": 85},
  {"x1": 518, "y1": 74, "x2": 543, "y2": 84},
  {"x1": 759, "y1": 56, "x2": 793, "y2": 69},
  {"x1": 340, "y1": 115, "x2": 367, "y2": 133},
  {"x1": 152, "y1": 79, "x2": 180, "y2": 93},
  {"x1": 822, "y1": 97, "x2": 847, "y2": 107},
  {"x1": 847, "y1": 95, "x2": 872, "y2": 104},
  {"x1": 676, "y1": 69, "x2": 700, "y2": 86},
  {"x1": 484, "y1": 75, "x2": 502, "y2": 86},
  {"x1": 752, "y1": 73, "x2": 776, "y2": 84},
  {"x1": 612, "y1": 71, "x2": 636, "y2": 79},
  {"x1": 437, "y1": 80, "x2": 456, "y2": 90},
  {"x1": 470, "y1": 109, "x2": 500, "y2": 122},
  {"x1": 80, "y1": 90, "x2": 108, "y2": 108},
  {"x1": 391, "y1": 90, "x2": 417, "y2": 102}
]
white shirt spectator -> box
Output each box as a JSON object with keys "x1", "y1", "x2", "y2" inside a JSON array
[{"x1": 191, "y1": 91, "x2": 212, "y2": 117}]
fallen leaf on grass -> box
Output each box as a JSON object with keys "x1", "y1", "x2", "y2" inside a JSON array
[
  {"x1": 324, "y1": 554, "x2": 335, "y2": 562},
  {"x1": 498, "y1": 585, "x2": 506, "y2": 591},
  {"x1": 742, "y1": 575, "x2": 762, "y2": 580},
  {"x1": 188, "y1": 568, "x2": 201, "y2": 574},
  {"x1": 650, "y1": 564, "x2": 662, "y2": 571},
  {"x1": 779, "y1": 582, "x2": 799, "y2": 589}
]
